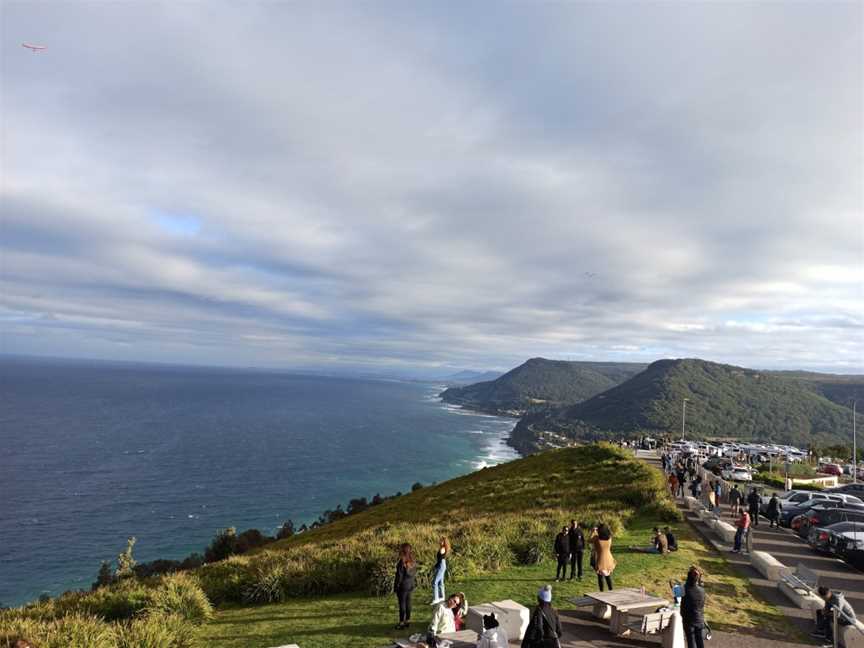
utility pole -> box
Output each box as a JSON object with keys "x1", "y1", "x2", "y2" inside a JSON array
[
  {"x1": 854, "y1": 400, "x2": 858, "y2": 484},
  {"x1": 681, "y1": 398, "x2": 689, "y2": 442}
]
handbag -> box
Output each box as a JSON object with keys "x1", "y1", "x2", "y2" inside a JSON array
[{"x1": 539, "y1": 608, "x2": 562, "y2": 648}]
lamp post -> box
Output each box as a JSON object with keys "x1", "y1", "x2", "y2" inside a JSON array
[{"x1": 681, "y1": 398, "x2": 690, "y2": 442}]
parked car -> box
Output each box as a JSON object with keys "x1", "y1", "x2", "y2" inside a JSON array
[
  {"x1": 819, "y1": 463, "x2": 844, "y2": 476},
  {"x1": 779, "y1": 493, "x2": 863, "y2": 527},
  {"x1": 810, "y1": 521, "x2": 864, "y2": 555},
  {"x1": 702, "y1": 457, "x2": 732, "y2": 475},
  {"x1": 824, "y1": 521, "x2": 864, "y2": 555},
  {"x1": 722, "y1": 465, "x2": 753, "y2": 482},
  {"x1": 808, "y1": 526, "x2": 836, "y2": 553},
  {"x1": 826, "y1": 483, "x2": 864, "y2": 496},
  {"x1": 795, "y1": 505, "x2": 864, "y2": 538}
]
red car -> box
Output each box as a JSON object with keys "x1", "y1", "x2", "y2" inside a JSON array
[{"x1": 819, "y1": 463, "x2": 844, "y2": 476}]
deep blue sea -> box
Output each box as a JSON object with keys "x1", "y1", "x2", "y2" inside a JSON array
[{"x1": 0, "y1": 357, "x2": 517, "y2": 607}]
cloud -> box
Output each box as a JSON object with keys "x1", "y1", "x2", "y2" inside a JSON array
[{"x1": 1, "y1": 2, "x2": 862, "y2": 374}]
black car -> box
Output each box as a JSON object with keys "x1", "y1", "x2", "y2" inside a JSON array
[
  {"x1": 702, "y1": 457, "x2": 732, "y2": 476},
  {"x1": 796, "y1": 505, "x2": 864, "y2": 538},
  {"x1": 826, "y1": 483, "x2": 864, "y2": 496},
  {"x1": 779, "y1": 494, "x2": 861, "y2": 526}
]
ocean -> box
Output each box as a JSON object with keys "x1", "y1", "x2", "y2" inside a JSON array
[{"x1": 0, "y1": 356, "x2": 518, "y2": 607}]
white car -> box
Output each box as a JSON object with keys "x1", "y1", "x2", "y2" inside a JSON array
[{"x1": 722, "y1": 466, "x2": 753, "y2": 482}]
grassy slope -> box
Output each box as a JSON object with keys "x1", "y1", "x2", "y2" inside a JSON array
[
  {"x1": 200, "y1": 516, "x2": 790, "y2": 648},
  {"x1": 197, "y1": 446, "x2": 789, "y2": 647}
]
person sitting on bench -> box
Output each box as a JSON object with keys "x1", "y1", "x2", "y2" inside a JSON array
[
  {"x1": 426, "y1": 594, "x2": 461, "y2": 645},
  {"x1": 476, "y1": 612, "x2": 509, "y2": 648},
  {"x1": 813, "y1": 586, "x2": 857, "y2": 648}
]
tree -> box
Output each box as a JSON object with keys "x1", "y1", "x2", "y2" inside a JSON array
[
  {"x1": 115, "y1": 537, "x2": 137, "y2": 579},
  {"x1": 205, "y1": 527, "x2": 238, "y2": 563},
  {"x1": 411, "y1": 482, "x2": 423, "y2": 492},
  {"x1": 92, "y1": 560, "x2": 114, "y2": 590},
  {"x1": 276, "y1": 520, "x2": 295, "y2": 539}
]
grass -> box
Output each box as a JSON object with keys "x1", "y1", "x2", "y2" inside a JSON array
[
  {"x1": 4, "y1": 445, "x2": 793, "y2": 646},
  {"x1": 199, "y1": 515, "x2": 792, "y2": 648}
]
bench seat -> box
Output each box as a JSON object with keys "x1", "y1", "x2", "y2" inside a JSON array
[
  {"x1": 714, "y1": 520, "x2": 737, "y2": 544},
  {"x1": 751, "y1": 551, "x2": 788, "y2": 581},
  {"x1": 778, "y1": 564, "x2": 822, "y2": 611}
]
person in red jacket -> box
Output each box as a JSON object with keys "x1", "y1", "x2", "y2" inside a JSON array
[{"x1": 732, "y1": 509, "x2": 750, "y2": 553}]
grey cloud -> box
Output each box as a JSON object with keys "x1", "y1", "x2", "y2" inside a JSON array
[{"x1": 1, "y1": 2, "x2": 861, "y2": 373}]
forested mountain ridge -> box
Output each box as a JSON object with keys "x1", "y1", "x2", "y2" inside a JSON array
[
  {"x1": 510, "y1": 358, "x2": 863, "y2": 454},
  {"x1": 771, "y1": 370, "x2": 864, "y2": 409},
  {"x1": 439, "y1": 357, "x2": 647, "y2": 414}
]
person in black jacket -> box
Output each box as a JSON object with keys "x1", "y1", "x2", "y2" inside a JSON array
[
  {"x1": 747, "y1": 488, "x2": 761, "y2": 527},
  {"x1": 664, "y1": 526, "x2": 678, "y2": 552},
  {"x1": 393, "y1": 543, "x2": 417, "y2": 630},
  {"x1": 568, "y1": 519, "x2": 585, "y2": 580},
  {"x1": 681, "y1": 565, "x2": 706, "y2": 648},
  {"x1": 521, "y1": 585, "x2": 562, "y2": 648},
  {"x1": 553, "y1": 526, "x2": 570, "y2": 582},
  {"x1": 765, "y1": 493, "x2": 782, "y2": 528}
]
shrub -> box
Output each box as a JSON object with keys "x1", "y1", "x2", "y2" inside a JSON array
[
  {"x1": 195, "y1": 555, "x2": 253, "y2": 605},
  {"x1": 113, "y1": 613, "x2": 199, "y2": 648},
  {"x1": 0, "y1": 613, "x2": 115, "y2": 648},
  {"x1": 147, "y1": 574, "x2": 213, "y2": 624}
]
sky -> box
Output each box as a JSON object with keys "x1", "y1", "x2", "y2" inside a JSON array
[{"x1": 1, "y1": 2, "x2": 862, "y2": 376}]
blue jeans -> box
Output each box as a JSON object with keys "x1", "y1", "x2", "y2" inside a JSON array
[
  {"x1": 433, "y1": 561, "x2": 446, "y2": 601},
  {"x1": 733, "y1": 527, "x2": 744, "y2": 551}
]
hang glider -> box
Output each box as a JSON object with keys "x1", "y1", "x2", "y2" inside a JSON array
[{"x1": 22, "y1": 43, "x2": 47, "y2": 52}]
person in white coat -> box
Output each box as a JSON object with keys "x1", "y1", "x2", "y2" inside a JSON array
[{"x1": 476, "y1": 612, "x2": 509, "y2": 648}]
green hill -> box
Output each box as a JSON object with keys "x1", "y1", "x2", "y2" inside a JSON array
[
  {"x1": 512, "y1": 358, "x2": 864, "y2": 453},
  {"x1": 772, "y1": 370, "x2": 864, "y2": 409},
  {"x1": 439, "y1": 357, "x2": 647, "y2": 415}
]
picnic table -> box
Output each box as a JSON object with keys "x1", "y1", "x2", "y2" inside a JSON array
[{"x1": 585, "y1": 587, "x2": 670, "y2": 633}]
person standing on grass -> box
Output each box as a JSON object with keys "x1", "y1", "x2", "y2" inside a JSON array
[
  {"x1": 568, "y1": 519, "x2": 585, "y2": 580},
  {"x1": 729, "y1": 484, "x2": 742, "y2": 518},
  {"x1": 747, "y1": 488, "x2": 761, "y2": 527},
  {"x1": 669, "y1": 472, "x2": 679, "y2": 497},
  {"x1": 732, "y1": 509, "x2": 750, "y2": 553},
  {"x1": 393, "y1": 543, "x2": 417, "y2": 630},
  {"x1": 521, "y1": 585, "x2": 562, "y2": 648},
  {"x1": 592, "y1": 523, "x2": 617, "y2": 591},
  {"x1": 432, "y1": 536, "x2": 450, "y2": 603},
  {"x1": 766, "y1": 493, "x2": 782, "y2": 528},
  {"x1": 554, "y1": 525, "x2": 570, "y2": 582},
  {"x1": 681, "y1": 566, "x2": 707, "y2": 648}
]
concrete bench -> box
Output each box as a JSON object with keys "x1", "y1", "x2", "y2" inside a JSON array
[
  {"x1": 621, "y1": 609, "x2": 675, "y2": 637},
  {"x1": 464, "y1": 599, "x2": 529, "y2": 640},
  {"x1": 696, "y1": 509, "x2": 714, "y2": 522},
  {"x1": 684, "y1": 496, "x2": 698, "y2": 510},
  {"x1": 714, "y1": 520, "x2": 737, "y2": 544},
  {"x1": 841, "y1": 619, "x2": 864, "y2": 648},
  {"x1": 778, "y1": 563, "x2": 823, "y2": 610},
  {"x1": 751, "y1": 551, "x2": 788, "y2": 581}
]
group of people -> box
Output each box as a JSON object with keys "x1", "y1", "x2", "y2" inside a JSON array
[
  {"x1": 631, "y1": 526, "x2": 678, "y2": 554},
  {"x1": 553, "y1": 520, "x2": 616, "y2": 591}
]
